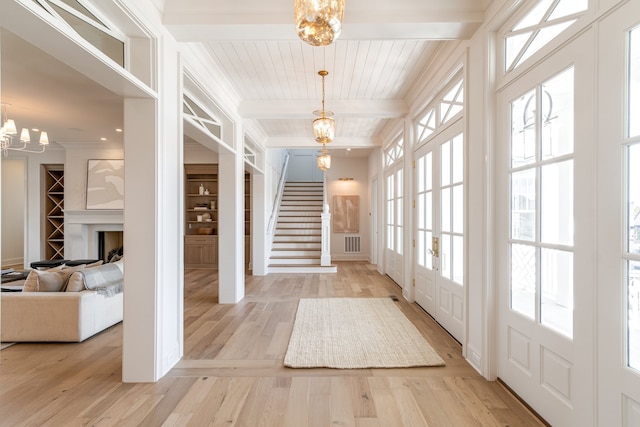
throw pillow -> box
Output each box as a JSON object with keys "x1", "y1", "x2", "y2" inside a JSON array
[
  {"x1": 37, "y1": 271, "x2": 66, "y2": 291},
  {"x1": 65, "y1": 271, "x2": 85, "y2": 292},
  {"x1": 22, "y1": 269, "x2": 66, "y2": 292},
  {"x1": 22, "y1": 271, "x2": 39, "y2": 292}
]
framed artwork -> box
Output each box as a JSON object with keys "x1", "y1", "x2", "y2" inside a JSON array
[
  {"x1": 86, "y1": 159, "x2": 124, "y2": 209},
  {"x1": 333, "y1": 195, "x2": 359, "y2": 233}
]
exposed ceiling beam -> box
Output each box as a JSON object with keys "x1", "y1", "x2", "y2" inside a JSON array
[
  {"x1": 163, "y1": 1, "x2": 484, "y2": 41},
  {"x1": 266, "y1": 136, "x2": 381, "y2": 148}
]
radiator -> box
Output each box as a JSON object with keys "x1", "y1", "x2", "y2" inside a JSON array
[{"x1": 344, "y1": 236, "x2": 361, "y2": 253}]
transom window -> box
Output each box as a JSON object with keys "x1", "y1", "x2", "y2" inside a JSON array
[
  {"x1": 33, "y1": 0, "x2": 125, "y2": 67},
  {"x1": 504, "y1": 0, "x2": 588, "y2": 73},
  {"x1": 416, "y1": 77, "x2": 464, "y2": 144},
  {"x1": 183, "y1": 95, "x2": 223, "y2": 140},
  {"x1": 384, "y1": 137, "x2": 404, "y2": 168}
]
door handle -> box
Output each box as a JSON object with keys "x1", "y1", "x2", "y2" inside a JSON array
[{"x1": 430, "y1": 236, "x2": 439, "y2": 257}]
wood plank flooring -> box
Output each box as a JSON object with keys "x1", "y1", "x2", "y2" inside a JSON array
[{"x1": 0, "y1": 262, "x2": 546, "y2": 426}]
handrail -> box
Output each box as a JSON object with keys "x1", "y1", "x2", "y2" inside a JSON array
[{"x1": 267, "y1": 153, "x2": 290, "y2": 235}]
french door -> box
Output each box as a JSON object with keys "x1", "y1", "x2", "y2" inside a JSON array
[
  {"x1": 597, "y1": 2, "x2": 640, "y2": 424},
  {"x1": 414, "y1": 123, "x2": 464, "y2": 343},
  {"x1": 385, "y1": 165, "x2": 403, "y2": 286},
  {"x1": 496, "y1": 31, "x2": 594, "y2": 426}
]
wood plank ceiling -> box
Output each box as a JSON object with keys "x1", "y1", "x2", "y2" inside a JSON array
[{"x1": 164, "y1": 0, "x2": 492, "y2": 154}]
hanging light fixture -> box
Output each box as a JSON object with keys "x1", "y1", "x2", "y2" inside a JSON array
[
  {"x1": 313, "y1": 70, "x2": 335, "y2": 144},
  {"x1": 317, "y1": 143, "x2": 331, "y2": 171},
  {"x1": 1, "y1": 103, "x2": 49, "y2": 157},
  {"x1": 294, "y1": 0, "x2": 345, "y2": 47}
]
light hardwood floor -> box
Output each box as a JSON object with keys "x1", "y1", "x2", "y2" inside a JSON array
[{"x1": 0, "y1": 262, "x2": 546, "y2": 426}]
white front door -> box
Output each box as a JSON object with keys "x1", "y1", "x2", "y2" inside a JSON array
[
  {"x1": 496, "y1": 31, "x2": 595, "y2": 426},
  {"x1": 597, "y1": 2, "x2": 640, "y2": 424},
  {"x1": 385, "y1": 165, "x2": 403, "y2": 286},
  {"x1": 415, "y1": 123, "x2": 465, "y2": 342}
]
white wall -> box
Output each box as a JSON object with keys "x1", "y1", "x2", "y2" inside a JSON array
[
  {"x1": 184, "y1": 143, "x2": 218, "y2": 164},
  {"x1": 64, "y1": 146, "x2": 124, "y2": 211},
  {"x1": 1, "y1": 158, "x2": 25, "y2": 267},
  {"x1": 324, "y1": 156, "x2": 370, "y2": 261},
  {"x1": 6, "y1": 149, "x2": 66, "y2": 266}
]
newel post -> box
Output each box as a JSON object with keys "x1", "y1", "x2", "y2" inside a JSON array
[{"x1": 321, "y1": 203, "x2": 331, "y2": 266}]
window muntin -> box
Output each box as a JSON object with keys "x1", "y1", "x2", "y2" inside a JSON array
[
  {"x1": 35, "y1": 0, "x2": 125, "y2": 67},
  {"x1": 508, "y1": 67, "x2": 575, "y2": 338},
  {"x1": 416, "y1": 77, "x2": 464, "y2": 146},
  {"x1": 504, "y1": 0, "x2": 588, "y2": 73},
  {"x1": 441, "y1": 133, "x2": 464, "y2": 285}
]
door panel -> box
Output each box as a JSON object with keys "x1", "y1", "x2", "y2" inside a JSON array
[{"x1": 414, "y1": 123, "x2": 465, "y2": 343}]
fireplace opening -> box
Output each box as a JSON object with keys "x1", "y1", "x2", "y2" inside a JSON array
[{"x1": 98, "y1": 231, "x2": 123, "y2": 262}]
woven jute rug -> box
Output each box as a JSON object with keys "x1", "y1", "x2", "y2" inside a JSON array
[{"x1": 284, "y1": 297, "x2": 445, "y2": 369}]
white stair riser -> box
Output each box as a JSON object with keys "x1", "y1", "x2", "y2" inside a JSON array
[
  {"x1": 271, "y1": 250, "x2": 321, "y2": 257},
  {"x1": 278, "y1": 217, "x2": 321, "y2": 222},
  {"x1": 272, "y1": 242, "x2": 321, "y2": 249},
  {"x1": 273, "y1": 235, "x2": 321, "y2": 242},
  {"x1": 269, "y1": 258, "x2": 320, "y2": 265},
  {"x1": 280, "y1": 201, "x2": 323, "y2": 206},
  {"x1": 278, "y1": 211, "x2": 321, "y2": 217},
  {"x1": 282, "y1": 191, "x2": 323, "y2": 196},
  {"x1": 269, "y1": 265, "x2": 338, "y2": 273},
  {"x1": 276, "y1": 223, "x2": 321, "y2": 229}
]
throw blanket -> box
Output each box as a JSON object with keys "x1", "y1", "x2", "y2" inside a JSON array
[{"x1": 79, "y1": 264, "x2": 123, "y2": 296}]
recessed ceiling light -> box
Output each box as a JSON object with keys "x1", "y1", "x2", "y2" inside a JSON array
[
  {"x1": 31, "y1": 128, "x2": 39, "y2": 132},
  {"x1": 116, "y1": 128, "x2": 123, "y2": 132},
  {"x1": 100, "y1": 137, "x2": 107, "y2": 141},
  {"x1": 346, "y1": 148, "x2": 351, "y2": 151}
]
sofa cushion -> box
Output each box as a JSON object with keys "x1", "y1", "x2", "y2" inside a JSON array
[
  {"x1": 23, "y1": 265, "x2": 76, "y2": 292},
  {"x1": 23, "y1": 265, "x2": 88, "y2": 292}
]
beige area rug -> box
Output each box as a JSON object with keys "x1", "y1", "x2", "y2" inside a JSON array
[{"x1": 284, "y1": 298, "x2": 445, "y2": 369}]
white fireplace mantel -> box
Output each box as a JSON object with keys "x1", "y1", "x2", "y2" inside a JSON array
[
  {"x1": 64, "y1": 210, "x2": 123, "y2": 224},
  {"x1": 64, "y1": 210, "x2": 123, "y2": 259}
]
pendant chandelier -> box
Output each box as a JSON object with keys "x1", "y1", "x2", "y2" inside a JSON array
[
  {"x1": 313, "y1": 70, "x2": 335, "y2": 144},
  {"x1": 294, "y1": 0, "x2": 345, "y2": 46},
  {"x1": 0, "y1": 103, "x2": 49, "y2": 157},
  {"x1": 317, "y1": 143, "x2": 331, "y2": 170}
]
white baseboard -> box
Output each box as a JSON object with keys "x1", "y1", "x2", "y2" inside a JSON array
[{"x1": 1, "y1": 257, "x2": 24, "y2": 268}]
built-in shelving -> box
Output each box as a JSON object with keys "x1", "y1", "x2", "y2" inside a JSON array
[
  {"x1": 185, "y1": 164, "x2": 218, "y2": 268},
  {"x1": 43, "y1": 164, "x2": 64, "y2": 260}
]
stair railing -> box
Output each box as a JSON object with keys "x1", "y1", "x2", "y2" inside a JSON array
[
  {"x1": 267, "y1": 153, "x2": 289, "y2": 236},
  {"x1": 320, "y1": 172, "x2": 331, "y2": 266}
]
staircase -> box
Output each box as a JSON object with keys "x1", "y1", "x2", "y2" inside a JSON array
[{"x1": 269, "y1": 182, "x2": 337, "y2": 273}]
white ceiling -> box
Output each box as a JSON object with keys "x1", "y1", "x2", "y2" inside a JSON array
[{"x1": 0, "y1": 0, "x2": 491, "y2": 155}]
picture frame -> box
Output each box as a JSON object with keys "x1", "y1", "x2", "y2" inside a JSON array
[
  {"x1": 333, "y1": 195, "x2": 359, "y2": 233},
  {"x1": 86, "y1": 159, "x2": 124, "y2": 209}
]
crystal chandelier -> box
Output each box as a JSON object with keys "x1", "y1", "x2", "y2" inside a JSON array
[
  {"x1": 317, "y1": 143, "x2": 331, "y2": 170},
  {"x1": 1, "y1": 103, "x2": 49, "y2": 157},
  {"x1": 294, "y1": 0, "x2": 345, "y2": 47},
  {"x1": 313, "y1": 70, "x2": 335, "y2": 144}
]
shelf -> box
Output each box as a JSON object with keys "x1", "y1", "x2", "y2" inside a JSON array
[{"x1": 44, "y1": 165, "x2": 65, "y2": 260}]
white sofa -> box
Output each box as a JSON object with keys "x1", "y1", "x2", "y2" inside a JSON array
[
  {"x1": 0, "y1": 262, "x2": 124, "y2": 342},
  {"x1": 1, "y1": 290, "x2": 123, "y2": 342}
]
